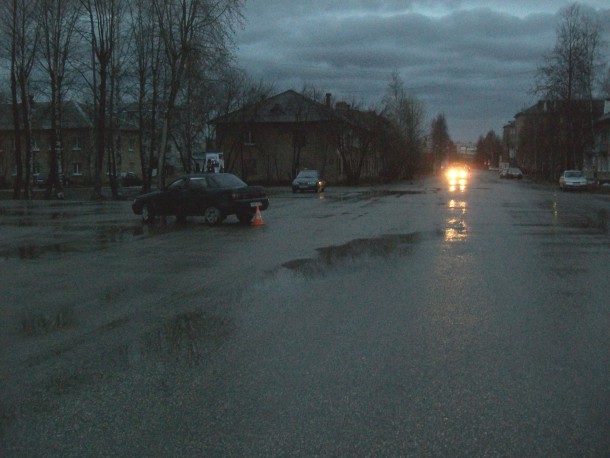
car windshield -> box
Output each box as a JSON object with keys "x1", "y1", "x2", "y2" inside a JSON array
[
  {"x1": 207, "y1": 173, "x2": 247, "y2": 189},
  {"x1": 565, "y1": 171, "x2": 582, "y2": 177},
  {"x1": 297, "y1": 171, "x2": 318, "y2": 178}
]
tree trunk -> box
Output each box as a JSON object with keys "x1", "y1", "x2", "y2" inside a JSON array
[
  {"x1": 19, "y1": 75, "x2": 32, "y2": 199},
  {"x1": 92, "y1": 67, "x2": 108, "y2": 199},
  {"x1": 10, "y1": 70, "x2": 22, "y2": 200}
]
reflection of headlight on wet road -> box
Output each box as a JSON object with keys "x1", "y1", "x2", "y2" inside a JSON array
[
  {"x1": 449, "y1": 199, "x2": 467, "y2": 213},
  {"x1": 446, "y1": 199, "x2": 468, "y2": 241},
  {"x1": 445, "y1": 218, "x2": 467, "y2": 241},
  {"x1": 448, "y1": 178, "x2": 467, "y2": 192}
]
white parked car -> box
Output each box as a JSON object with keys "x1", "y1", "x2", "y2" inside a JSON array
[{"x1": 559, "y1": 170, "x2": 588, "y2": 191}]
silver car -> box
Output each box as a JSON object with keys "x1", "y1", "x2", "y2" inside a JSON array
[
  {"x1": 559, "y1": 170, "x2": 587, "y2": 191},
  {"x1": 292, "y1": 170, "x2": 326, "y2": 193}
]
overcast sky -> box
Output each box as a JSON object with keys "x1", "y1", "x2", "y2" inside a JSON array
[{"x1": 234, "y1": 1, "x2": 610, "y2": 142}]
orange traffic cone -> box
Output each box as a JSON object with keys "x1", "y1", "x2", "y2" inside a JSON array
[{"x1": 251, "y1": 205, "x2": 264, "y2": 226}]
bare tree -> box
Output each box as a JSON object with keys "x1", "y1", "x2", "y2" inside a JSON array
[
  {"x1": 601, "y1": 67, "x2": 610, "y2": 98},
  {"x1": 430, "y1": 113, "x2": 451, "y2": 170},
  {"x1": 152, "y1": 0, "x2": 243, "y2": 188},
  {"x1": 38, "y1": 0, "x2": 81, "y2": 199},
  {"x1": 1, "y1": 0, "x2": 40, "y2": 199},
  {"x1": 171, "y1": 38, "x2": 236, "y2": 175},
  {"x1": 382, "y1": 71, "x2": 427, "y2": 179},
  {"x1": 211, "y1": 70, "x2": 273, "y2": 179},
  {"x1": 105, "y1": 0, "x2": 131, "y2": 199},
  {"x1": 126, "y1": 0, "x2": 164, "y2": 192},
  {"x1": 476, "y1": 130, "x2": 503, "y2": 169},
  {"x1": 535, "y1": 3, "x2": 604, "y2": 172},
  {"x1": 80, "y1": 0, "x2": 121, "y2": 199}
]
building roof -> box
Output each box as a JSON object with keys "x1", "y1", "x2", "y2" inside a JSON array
[
  {"x1": 0, "y1": 100, "x2": 93, "y2": 130},
  {"x1": 0, "y1": 100, "x2": 141, "y2": 131},
  {"x1": 211, "y1": 90, "x2": 340, "y2": 125},
  {"x1": 516, "y1": 99, "x2": 605, "y2": 119}
]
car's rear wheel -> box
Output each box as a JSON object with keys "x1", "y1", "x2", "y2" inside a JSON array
[
  {"x1": 142, "y1": 204, "x2": 155, "y2": 223},
  {"x1": 203, "y1": 206, "x2": 223, "y2": 226},
  {"x1": 237, "y1": 212, "x2": 253, "y2": 224}
]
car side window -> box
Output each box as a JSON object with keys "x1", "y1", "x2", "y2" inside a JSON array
[
  {"x1": 168, "y1": 178, "x2": 186, "y2": 190},
  {"x1": 189, "y1": 177, "x2": 207, "y2": 190}
]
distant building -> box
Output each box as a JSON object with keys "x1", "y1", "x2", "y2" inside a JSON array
[
  {"x1": 209, "y1": 90, "x2": 386, "y2": 184},
  {"x1": 502, "y1": 121, "x2": 517, "y2": 165},
  {"x1": 590, "y1": 99, "x2": 610, "y2": 183},
  {"x1": 510, "y1": 99, "x2": 605, "y2": 177},
  {"x1": 455, "y1": 142, "x2": 477, "y2": 159},
  {"x1": 0, "y1": 100, "x2": 141, "y2": 187}
]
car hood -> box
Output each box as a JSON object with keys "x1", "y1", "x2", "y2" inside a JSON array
[
  {"x1": 134, "y1": 190, "x2": 163, "y2": 202},
  {"x1": 564, "y1": 176, "x2": 586, "y2": 182},
  {"x1": 293, "y1": 177, "x2": 319, "y2": 183}
]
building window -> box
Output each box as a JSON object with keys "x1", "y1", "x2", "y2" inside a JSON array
[
  {"x1": 128, "y1": 139, "x2": 135, "y2": 151},
  {"x1": 244, "y1": 131, "x2": 255, "y2": 146},
  {"x1": 73, "y1": 136, "x2": 81, "y2": 150},
  {"x1": 32, "y1": 137, "x2": 40, "y2": 151},
  {"x1": 32, "y1": 162, "x2": 41, "y2": 174},
  {"x1": 72, "y1": 162, "x2": 82, "y2": 176}
]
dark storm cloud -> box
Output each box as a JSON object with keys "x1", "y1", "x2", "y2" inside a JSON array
[{"x1": 235, "y1": 1, "x2": 609, "y2": 140}]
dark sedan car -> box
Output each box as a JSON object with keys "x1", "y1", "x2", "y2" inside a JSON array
[
  {"x1": 34, "y1": 173, "x2": 49, "y2": 187},
  {"x1": 132, "y1": 173, "x2": 269, "y2": 225},
  {"x1": 118, "y1": 172, "x2": 142, "y2": 187},
  {"x1": 292, "y1": 169, "x2": 326, "y2": 193}
]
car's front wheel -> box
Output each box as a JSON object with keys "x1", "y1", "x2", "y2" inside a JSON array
[
  {"x1": 203, "y1": 206, "x2": 223, "y2": 225},
  {"x1": 142, "y1": 204, "x2": 155, "y2": 223}
]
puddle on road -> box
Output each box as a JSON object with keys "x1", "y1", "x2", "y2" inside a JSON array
[
  {"x1": 0, "y1": 224, "x2": 144, "y2": 260},
  {"x1": 531, "y1": 200, "x2": 610, "y2": 235},
  {"x1": 0, "y1": 201, "x2": 124, "y2": 221},
  {"x1": 0, "y1": 221, "x2": 183, "y2": 260},
  {"x1": 281, "y1": 232, "x2": 431, "y2": 278}
]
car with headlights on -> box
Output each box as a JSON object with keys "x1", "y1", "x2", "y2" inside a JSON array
[
  {"x1": 292, "y1": 169, "x2": 326, "y2": 193},
  {"x1": 132, "y1": 173, "x2": 269, "y2": 225},
  {"x1": 446, "y1": 164, "x2": 469, "y2": 180},
  {"x1": 559, "y1": 170, "x2": 587, "y2": 191}
]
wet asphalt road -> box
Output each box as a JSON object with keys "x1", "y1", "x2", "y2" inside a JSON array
[{"x1": 1, "y1": 170, "x2": 609, "y2": 456}]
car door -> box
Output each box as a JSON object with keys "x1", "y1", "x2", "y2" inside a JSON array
[
  {"x1": 157, "y1": 177, "x2": 189, "y2": 215},
  {"x1": 185, "y1": 176, "x2": 212, "y2": 214}
]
